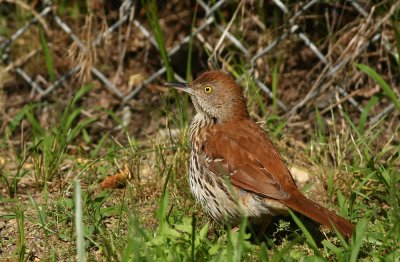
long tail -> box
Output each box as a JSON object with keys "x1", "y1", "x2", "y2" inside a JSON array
[{"x1": 280, "y1": 191, "x2": 354, "y2": 237}]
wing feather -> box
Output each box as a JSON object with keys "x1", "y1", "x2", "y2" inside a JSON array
[
  {"x1": 201, "y1": 120, "x2": 296, "y2": 200},
  {"x1": 197, "y1": 120, "x2": 354, "y2": 237}
]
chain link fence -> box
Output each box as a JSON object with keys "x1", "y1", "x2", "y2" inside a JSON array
[{"x1": 1, "y1": 0, "x2": 399, "y2": 130}]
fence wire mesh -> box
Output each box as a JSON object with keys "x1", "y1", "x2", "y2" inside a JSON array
[{"x1": 1, "y1": 0, "x2": 399, "y2": 131}]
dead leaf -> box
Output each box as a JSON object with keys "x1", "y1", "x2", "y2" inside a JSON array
[{"x1": 100, "y1": 168, "x2": 129, "y2": 189}]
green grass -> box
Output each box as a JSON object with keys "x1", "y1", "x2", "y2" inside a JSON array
[
  {"x1": 27, "y1": 84, "x2": 95, "y2": 187},
  {"x1": 356, "y1": 63, "x2": 400, "y2": 112},
  {"x1": 1, "y1": 2, "x2": 399, "y2": 261},
  {"x1": 1, "y1": 75, "x2": 398, "y2": 261},
  {"x1": 0, "y1": 35, "x2": 400, "y2": 261},
  {"x1": 142, "y1": 0, "x2": 173, "y2": 82},
  {"x1": 74, "y1": 179, "x2": 85, "y2": 262},
  {"x1": 39, "y1": 28, "x2": 56, "y2": 83}
]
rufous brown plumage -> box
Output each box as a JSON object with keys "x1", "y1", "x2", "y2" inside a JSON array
[{"x1": 164, "y1": 71, "x2": 354, "y2": 238}]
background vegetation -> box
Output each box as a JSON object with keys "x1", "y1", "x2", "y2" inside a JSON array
[{"x1": 0, "y1": 0, "x2": 399, "y2": 261}]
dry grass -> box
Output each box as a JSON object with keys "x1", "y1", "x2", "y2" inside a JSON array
[{"x1": 0, "y1": 0, "x2": 399, "y2": 260}]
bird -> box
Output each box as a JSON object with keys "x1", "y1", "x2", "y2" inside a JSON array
[{"x1": 164, "y1": 71, "x2": 355, "y2": 238}]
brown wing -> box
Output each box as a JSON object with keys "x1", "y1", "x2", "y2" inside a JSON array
[
  {"x1": 202, "y1": 120, "x2": 296, "y2": 200},
  {"x1": 201, "y1": 120, "x2": 355, "y2": 237}
]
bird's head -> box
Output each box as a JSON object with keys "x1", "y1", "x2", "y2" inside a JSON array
[{"x1": 164, "y1": 71, "x2": 249, "y2": 123}]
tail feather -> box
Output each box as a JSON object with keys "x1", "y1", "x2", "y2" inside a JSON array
[{"x1": 280, "y1": 191, "x2": 354, "y2": 237}]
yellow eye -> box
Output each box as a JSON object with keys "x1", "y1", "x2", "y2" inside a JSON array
[{"x1": 204, "y1": 86, "x2": 213, "y2": 93}]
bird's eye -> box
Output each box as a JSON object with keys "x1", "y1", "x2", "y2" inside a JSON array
[{"x1": 204, "y1": 86, "x2": 213, "y2": 93}]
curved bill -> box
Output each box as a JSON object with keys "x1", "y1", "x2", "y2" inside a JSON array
[{"x1": 163, "y1": 81, "x2": 193, "y2": 95}]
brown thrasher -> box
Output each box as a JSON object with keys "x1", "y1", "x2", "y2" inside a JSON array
[{"x1": 164, "y1": 71, "x2": 354, "y2": 237}]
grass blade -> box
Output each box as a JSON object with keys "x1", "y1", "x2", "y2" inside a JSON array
[
  {"x1": 358, "y1": 95, "x2": 379, "y2": 134},
  {"x1": 191, "y1": 214, "x2": 196, "y2": 262},
  {"x1": 288, "y1": 209, "x2": 320, "y2": 256},
  {"x1": 186, "y1": 2, "x2": 198, "y2": 81},
  {"x1": 39, "y1": 28, "x2": 55, "y2": 82},
  {"x1": 272, "y1": 64, "x2": 278, "y2": 114},
  {"x1": 142, "y1": 0, "x2": 174, "y2": 81},
  {"x1": 16, "y1": 206, "x2": 26, "y2": 262},
  {"x1": 356, "y1": 63, "x2": 400, "y2": 112},
  {"x1": 349, "y1": 217, "x2": 368, "y2": 262},
  {"x1": 74, "y1": 179, "x2": 85, "y2": 262}
]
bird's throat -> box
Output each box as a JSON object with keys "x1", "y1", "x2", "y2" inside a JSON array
[{"x1": 191, "y1": 96, "x2": 218, "y2": 123}]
